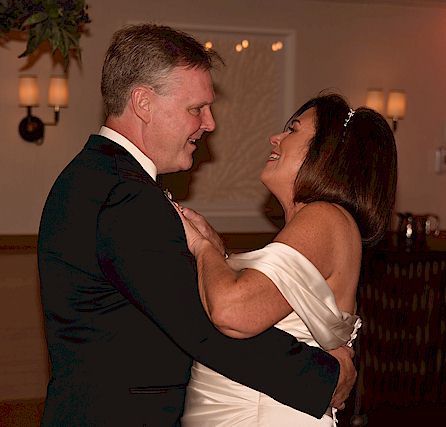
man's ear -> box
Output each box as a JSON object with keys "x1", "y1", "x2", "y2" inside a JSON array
[{"x1": 131, "y1": 86, "x2": 153, "y2": 124}]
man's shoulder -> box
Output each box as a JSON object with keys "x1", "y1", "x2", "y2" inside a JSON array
[
  {"x1": 80, "y1": 134, "x2": 129, "y2": 165},
  {"x1": 84, "y1": 134, "x2": 126, "y2": 155},
  {"x1": 66, "y1": 135, "x2": 153, "y2": 185}
]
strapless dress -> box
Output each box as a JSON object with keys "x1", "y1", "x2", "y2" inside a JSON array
[{"x1": 182, "y1": 242, "x2": 361, "y2": 426}]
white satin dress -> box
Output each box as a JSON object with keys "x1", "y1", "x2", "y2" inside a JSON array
[{"x1": 181, "y1": 242, "x2": 361, "y2": 426}]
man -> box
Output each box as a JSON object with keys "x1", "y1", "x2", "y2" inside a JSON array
[{"x1": 38, "y1": 24, "x2": 356, "y2": 426}]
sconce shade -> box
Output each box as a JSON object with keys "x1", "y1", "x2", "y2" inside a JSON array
[
  {"x1": 387, "y1": 90, "x2": 407, "y2": 119},
  {"x1": 366, "y1": 89, "x2": 385, "y2": 114},
  {"x1": 19, "y1": 76, "x2": 39, "y2": 107},
  {"x1": 48, "y1": 76, "x2": 69, "y2": 107}
]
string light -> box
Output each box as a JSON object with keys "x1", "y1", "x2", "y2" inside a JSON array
[
  {"x1": 213, "y1": 39, "x2": 284, "y2": 53},
  {"x1": 271, "y1": 41, "x2": 284, "y2": 52}
]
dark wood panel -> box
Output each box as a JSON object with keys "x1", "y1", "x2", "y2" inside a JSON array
[
  {"x1": 221, "y1": 232, "x2": 276, "y2": 252},
  {"x1": 0, "y1": 233, "x2": 275, "y2": 255},
  {"x1": 0, "y1": 235, "x2": 37, "y2": 254}
]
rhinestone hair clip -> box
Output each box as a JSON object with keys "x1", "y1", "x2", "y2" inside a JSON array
[{"x1": 344, "y1": 108, "x2": 355, "y2": 127}]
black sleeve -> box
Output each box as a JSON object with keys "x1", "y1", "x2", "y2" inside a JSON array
[{"x1": 96, "y1": 181, "x2": 339, "y2": 418}]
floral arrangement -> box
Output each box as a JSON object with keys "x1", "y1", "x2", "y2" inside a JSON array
[{"x1": 0, "y1": 0, "x2": 91, "y2": 65}]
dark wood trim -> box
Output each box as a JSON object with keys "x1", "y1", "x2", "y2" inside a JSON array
[
  {"x1": 3, "y1": 232, "x2": 445, "y2": 255},
  {"x1": 0, "y1": 235, "x2": 38, "y2": 254},
  {"x1": 221, "y1": 232, "x2": 276, "y2": 252},
  {"x1": 0, "y1": 233, "x2": 275, "y2": 255}
]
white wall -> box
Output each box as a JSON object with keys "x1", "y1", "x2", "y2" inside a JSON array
[{"x1": 1, "y1": 0, "x2": 445, "y2": 233}]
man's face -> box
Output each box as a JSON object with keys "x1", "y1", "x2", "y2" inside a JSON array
[{"x1": 145, "y1": 66, "x2": 216, "y2": 174}]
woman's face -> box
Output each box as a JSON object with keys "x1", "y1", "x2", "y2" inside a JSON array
[{"x1": 261, "y1": 107, "x2": 316, "y2": 203}]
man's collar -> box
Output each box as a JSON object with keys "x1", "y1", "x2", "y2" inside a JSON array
[{"x1": 98, "y1": 126, "x2": 157, "y2": 181}]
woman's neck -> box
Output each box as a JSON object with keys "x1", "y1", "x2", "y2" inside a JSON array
[{"x1": 283, "y1": 201, "x2": 306, "y2": 224}]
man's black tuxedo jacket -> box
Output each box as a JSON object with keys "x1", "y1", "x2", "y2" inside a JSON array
[{"x1": 38, "y1": 135, "x2": 339, "y2": 426}]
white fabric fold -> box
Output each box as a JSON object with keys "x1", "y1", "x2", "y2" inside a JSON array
[{"x1": 227, "y1": 242, "x2": 359, "y2": 351}]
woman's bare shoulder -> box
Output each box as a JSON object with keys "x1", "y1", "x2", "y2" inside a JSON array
[{"x1": 275, "y1": 201, "x2": 361, "y2": 279}]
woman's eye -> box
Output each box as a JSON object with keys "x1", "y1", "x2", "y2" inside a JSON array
[{"x1": 287, "y1": 125, "x2": 295, "y2": 133}]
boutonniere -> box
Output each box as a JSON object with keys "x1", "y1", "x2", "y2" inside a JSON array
[
  {"x1": 163, "y1": 188, "x2": 173, "y2": 201},
  {"x1": 164, "y1": 188, "x2": 184, "y2": 213}
]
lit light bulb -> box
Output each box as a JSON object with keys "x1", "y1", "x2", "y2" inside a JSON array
[
  {"x1": 204, "y1": 41, "x2": 213, "y2": 50},
  {"x1": 235, "y1": 43, "x2": 243, "y2": 52},
  {"x1": 241, "y1": 39, "x2": 249, "y2": 49},
  {"x1": 272, "y1": 41, "x2": 284, "y2": 52},
  {"x1": 276, "y1": 41, "x2": 283, "y2": 50}
]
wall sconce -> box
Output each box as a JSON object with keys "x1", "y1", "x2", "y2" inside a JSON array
[
  {"x1": 18, "y1": 75, "x2": 69, "y2": 144},
  {"x1": 386, "y1": 90, "x2": 406, "y2": 132},
  {"x1": 435, "y1": 146, "x2": 446, "y2": 174},
  {"x1": 365, "y1": 89, "x2": 385, "y2": 114},
  {"x1": 366, "y1": 88, "x2": 407, "y2": 132}
]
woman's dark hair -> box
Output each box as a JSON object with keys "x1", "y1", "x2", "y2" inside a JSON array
[{"x1": 287, "y1": 93, "x2": 397, "y2": 246}]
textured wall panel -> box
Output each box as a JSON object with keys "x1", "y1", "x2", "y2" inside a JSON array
[{"x1": 162, "y1": 27, "x2": 294, "y2": 232}]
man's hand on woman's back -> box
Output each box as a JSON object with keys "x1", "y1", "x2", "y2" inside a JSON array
[{"x1": 329, "y1": 346, "x2": 357, "y2": 410}]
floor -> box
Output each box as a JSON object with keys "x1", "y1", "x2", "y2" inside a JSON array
[
  {"x1": 337, "y1": 402, "x2": 445, "y2": 426},
  {"x1": 0, "y1": 399, "x2": 44, "y2": 427},
  {"x1": 0, "y1": 399, "x2": 444, "y2": 426}
]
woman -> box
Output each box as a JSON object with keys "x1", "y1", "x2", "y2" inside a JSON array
[{"x1": 178, "y1": 93, "x2": 397, "y2": 426}]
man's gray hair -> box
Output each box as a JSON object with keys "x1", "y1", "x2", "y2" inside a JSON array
[{"x1": 101, "y1": 23, "x2": 222, "y2": 117}]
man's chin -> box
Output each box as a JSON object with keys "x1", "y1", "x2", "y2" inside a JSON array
[
  {"x1": 180, "y1": 158, "x2": 194, "y2": 172},
  {"x1": 165, "y1": 160, "x2": 194, "y2": 174},
  {"x1": 158, "y1": 155, "x2": 193, "y2": 174}
]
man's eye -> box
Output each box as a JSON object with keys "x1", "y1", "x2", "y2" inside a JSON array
[{"x1": 189, "y1": 108, "x2": 201, "y2": 116}]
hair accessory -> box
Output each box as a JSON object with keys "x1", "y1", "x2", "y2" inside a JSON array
[{"x1": 344, "y1": 108, "x2": 355, "y2": 127}]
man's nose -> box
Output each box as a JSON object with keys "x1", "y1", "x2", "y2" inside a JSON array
[{"x1": 201, "y1": 107, "x2": 216, "y2": 132}]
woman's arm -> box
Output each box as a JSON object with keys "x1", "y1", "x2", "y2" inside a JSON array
[
  {"x1": 194, "y1": 239, "x2": 293, "y2": 338},
  {"x1": 179, "y1": 202, "x2": 356, "y2": 338}
]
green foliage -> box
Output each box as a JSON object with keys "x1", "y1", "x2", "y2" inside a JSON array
[{"x1": 0, "y1": 0, "x2": 91, "y2": 66}]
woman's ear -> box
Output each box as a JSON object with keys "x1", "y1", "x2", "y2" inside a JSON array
[{"x1": 131, "y1": 86, "x2": 153, "y2": 124}]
